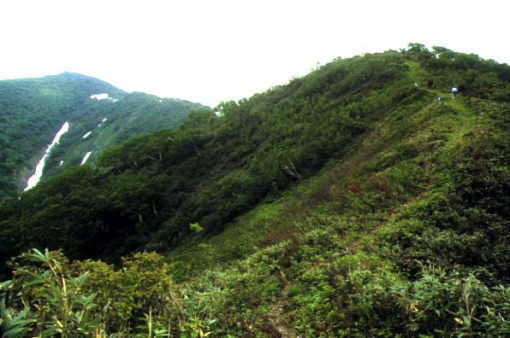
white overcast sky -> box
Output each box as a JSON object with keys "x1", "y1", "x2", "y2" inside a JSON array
[{"x1": 1, "y1": 0, "x2": 508, "y2": 107}]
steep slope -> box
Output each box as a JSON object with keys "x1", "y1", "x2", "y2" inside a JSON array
[
  {"x1": 0, "y1": 73, "x2": 205, "y2": 199},
  {"x1": 1, "y1": 45, "x2": 510, "y2": 336}
]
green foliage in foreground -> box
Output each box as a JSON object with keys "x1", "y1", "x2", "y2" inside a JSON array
[
  {"x1": 1, "y1": 44, "x2": 510, "y2": 336},
  {"x1": 1, "y1": 249, "x2": 229, "y2": 337},
  {"x1": 1, "y1": 250, "x2": 509, "y2": 336}
]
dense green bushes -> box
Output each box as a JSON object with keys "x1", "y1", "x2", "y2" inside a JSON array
[
  {"x1": 1, "y1": 249, "x2": 181, "y2": 336},
  {"x1": 381, "y1": 108, "x2": 510, "y2": 283},
  {"x1": 2, "y1": 248, "x2": 509, "y2": 337}
]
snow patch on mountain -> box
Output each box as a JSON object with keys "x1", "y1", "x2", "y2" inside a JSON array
[
  {"x1": 80, "y1": 152, "x2": 92, "y2": 165},
  {"x1": 82, "y1": 131, "x2": 92, "y2": 139},
  {"x1": 90, "y1": 93, "x2": 118, "y2": 103},
  {"x1": 90, "y1": 93, "x2": 110, "y2": 100},
  {"x1": 24, "y1": 122, "x2": 70, "y2": 191}
]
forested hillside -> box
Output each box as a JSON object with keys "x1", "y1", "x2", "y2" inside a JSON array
[
  {"x1": 0, "y1": 73, "x2": 204, "y2": 199},
  {"x1": 1, "y1": 45, "x2": 510, "y2": 336}
]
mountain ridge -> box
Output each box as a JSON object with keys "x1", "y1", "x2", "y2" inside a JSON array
[{"x1": 1, "y1": 44, "x2": 510, "y2": 336}]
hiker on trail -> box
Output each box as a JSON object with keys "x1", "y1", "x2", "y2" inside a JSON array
[{"x1": 451, "y1": 86, "x2": 458, "y2": 99}]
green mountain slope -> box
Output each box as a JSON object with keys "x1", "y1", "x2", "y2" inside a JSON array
[
  {"x1": 0, "y1": 73, "x2": 204, "y2": 199},
  {"x1": 1, "y1": 45, "x2": 510, "y2": 336},
  {"x1": 42, "y1": 92, "x2": 203, "y2": 180}
]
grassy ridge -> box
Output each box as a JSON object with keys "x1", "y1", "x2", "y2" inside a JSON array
[{"x1": 161, "y1": 63, "x2": 510, "y2": 336}]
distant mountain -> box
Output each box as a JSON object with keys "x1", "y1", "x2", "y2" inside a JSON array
[{"x1": 0, "y1": 72, "x2": 206, "y2": 199}]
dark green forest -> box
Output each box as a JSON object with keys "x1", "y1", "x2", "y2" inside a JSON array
[{"x1": 1, "y1": 44, "x2": 510, "y2": 336}]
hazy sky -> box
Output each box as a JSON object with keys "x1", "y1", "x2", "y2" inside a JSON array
[{"x1": 1, "y1": 0, "x2": 509, "y2": 107}]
